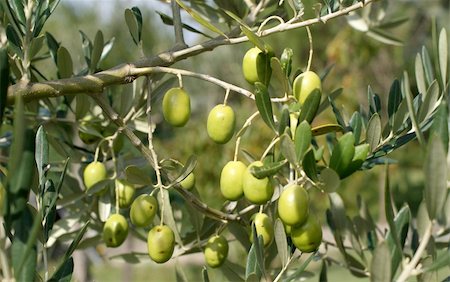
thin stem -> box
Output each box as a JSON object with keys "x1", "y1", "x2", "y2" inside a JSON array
[
  {"x1": 0, "y1": 218, "x2": 11, "y2": 280},
  {"x1": 43, "y1": 242, "x2": 48, "y2": 281},
  {"x1": 305, "y1": 24, "x2": 313, "y2": 72},
  {"x1": 21, "y1": 0, "x2": 35, "y2": 82},
  {"x1": 396, "y1": 222, "x2": 433, "y2": 282},
  {"x1": 223, "y1": 88, "x2": 230, "y2": 105},
  {"x1": 234, "y1": 111, "x2": 260, "y2": 161},
  {"x1": 273, "y1": 254, "x2": 295, "y2": 282},
  {"x1": 145, "y1": 77, "x2": 165, "y2": 225}
]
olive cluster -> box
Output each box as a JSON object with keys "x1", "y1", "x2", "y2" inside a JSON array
[{"x1": 82, "y1": 45, "x2": 324, "y2": 268}]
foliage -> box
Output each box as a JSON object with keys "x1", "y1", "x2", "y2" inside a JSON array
[{"x1": 0, "y1": 0, "x2": 449, "y2": 281}]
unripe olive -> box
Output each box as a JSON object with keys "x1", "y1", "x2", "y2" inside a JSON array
[
  {"x1": 243, "y1": 161, "x2": 274, "y2": 204},
  {"x1": 278, "y1": 184, "x2": 309, "y2": 226},
  {"x1": 130, "y1": 194, "x2": 158, "y2": 227},
  {"x1": 207, "y1": 104, "x2": 236, "y2": 144},
  {"x1": 162, "y1": 87, "x2": 191, "y2": 127},
  {"x1": 250, "y1": 213, "x2": 274, "y2": 247},
  {"x1": 293, "y1": 71, "x2": 322, "y2": 105},
  {"x1": 147, "y1": 225, "x2": 175, "y2": 263},
  {"x1": 204, "y1": 235, "x2": 229, "y2": 268},
  {"x1": 180, "y1": 172, "x2": 195, "y2": 190},
  {"x1": 291, "y1": 214, "x2": 322, "y2": 253},
  {"x1": 242, "y1": 47, "x2": 272, "y2": 85},
  {"x1": 220, "y1": 161, "x2": 247, "y2": 201},
  {"x1": 103, "y1": 214, "x2": 129, "y2": 248},
  {"x1": 83, "y1": 161, "x2": 107, "y2": 190},
  {"x1": 115, "y1": 179, "x2": 135, "y2": 208}
]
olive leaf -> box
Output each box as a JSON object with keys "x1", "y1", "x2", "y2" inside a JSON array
[
  {"x1": 329, "y1": 132, "x2": 355, "y2": 178},
  {"x1": 254, "y1": 82, "x2": 276, "y2": 132}
]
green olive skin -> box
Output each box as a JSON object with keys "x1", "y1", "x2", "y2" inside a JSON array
[
  {"x1": 291, "y1": 214, "x2": 322, "y2": 253},
  {"x1": 242, "y1": 161, "x2": 274, "y2": 204},
  {"x1": 130, "y1": 194, "x2": 158, "y2": 227},
  {"x1": 115, "y1": 179, "x2": 135, "y2": 208},
  {"x1": 204, "y1": 235, "x2": 229, "y2": 268},
  {"x1": 103, "y1": 214, "x2": 129, "y2": 248},
  {"x1": 220, "y1": 161, "x2": 247, "y2": 201},
  {"x1": 180, "y1": 172, "x2": 196, "y2": 190},
  {"x1": 207, "y1": 104, "x2": 236, "y2": 144},
  {"x1": 83, "y1": 162, "x2": 107, "y2": 190},
  {"x1": 162, "y1": 87, "x2": 191, "y2": 127},
  {"x1": 147, "y1": 225, "x2": 175, "y2": 263},
  {"x1": 250, "y1": 213, "x2": 274, "y2": 247},
  {"x1": 293, "y1": 71, "x2": 322, "y2": 105},
  {"x1": 242, "y1": 47, "x2": 271, "y2": 85},
  {"x1": 278, "y1": 184, "x2": 309, "y2": 226}
]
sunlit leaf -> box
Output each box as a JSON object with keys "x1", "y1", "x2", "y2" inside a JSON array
[
  {"x1": 329, "y1": 132, "x2": 355, "y2": 178},
  {"x1": 430, "y1": 102, "x2": 448, "y2": 152},
  {"x1": 250, "y1": 159, "x2": 287, "y2": 179},
  {"x1": 438, "y1": 29, "x2": 447, "y2": 87},
  {"x1": 370, "y1": 241, "x2": 391, "y2": 282},
  {"x1": 295, "y1": 121, "x2": 311, "y2": 162},
  {"x1": 280, "y1": 134, "x2": 298, "y2": 168},
  {"x1": 57, "y1": 46, "x2": 73, "y2": 79},
  {"x1": 302, "y1": 149, "x2": 318, "y2": 182},
  {"x1": 90, "y1": 30, "x2": 104, "y2": 73},
  {"x1": 424, "y1": 134, "x2": 447, "y2": 220},
  {"x1": 312, "y1": 124, "x2": 344, "y2": 137},
  {"x1": 298, "y1": 89, "x2": 321, "y2": 124},
  {"x1": 254, "y1": 82, "x2": 276, "y2": 132},
  {"x1": 366, "y1": 113, "x2": 381, "y2": 152},
  {"x1": 274, "y1": 219, "x2": 288, "y2": 267}
]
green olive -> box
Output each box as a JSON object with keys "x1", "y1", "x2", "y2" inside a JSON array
[
  {"x1": 83, "y1": 161, "x2": 107, "y2": 190},
  {"x1": 220, "y1": 161, "x2": 247, "y2": 201},
  {"x1": 204, "y1": 235, "x2": 229, "y2": 268},
  {"x1": 293, "y1": 71, "x2": 322, "y2": 105},
  {"x1": 242, "y1": 161, "x2": 274, "y2": 204},
  {"x1": 242, "y1": 47, "x2": 272, "y2": 85},
  {"x1": 250, "y1": 213, "x2": 274, "y2": 247},
  {"x1": 103, "y1": 214, "x2": 129, "y2": 248},
  {"x1": 162, "y1": 87, "x2": 191, "y2": 127},
  {"x1": 277, "y1": 184, "x2": 309, "y2": 226},
  {"x1": 115, "y1": 179, "x2": 135, "y2": 208},
  {"x1": 207, "y1": 104, "x2": 236, "y2": 144},
  {"x1": 130, "y1": 194, "x2": 158, "y2": 227},
  {"x1": 180, "y1": 172, "x2": 196, "y2": 190},
  {"x1": 291, "y1": 214, "x2": 322, "y2": 253},
  {"x1": 147, "y1": 225, "x2": 175, "y2": 263}
]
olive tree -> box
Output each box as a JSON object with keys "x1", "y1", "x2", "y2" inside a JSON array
[{"x1": 0, "y1": 0, "x2": 449, "y2": 281}]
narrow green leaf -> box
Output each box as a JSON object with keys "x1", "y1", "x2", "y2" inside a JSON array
[
  {"x1": 35, "y1": 126, "x2": 49, "y2": 186},
  {"x1": 318, "y1": 88, "x2": 342, "y2": 115},
  {"x1": 173, "y1": 155, "x2": 197, "y2": 185},
  {"x1": 131, "y1": 7, "x2": 143, "y2": 41},
  {"x1": 254, "y1": 82, "x2": 276, "y2": 132},
  {"x1": 319, "y1": 260, "x2": 327, "y2": 282},
  {"x1": 124, "y1": 9, "x2": 140, "y2": 45},
  {"x1": 12, "y1": 208, "x2": 37, "y2": 282},
  {"x1": 387, "y1": 80, "x2": 402, "y2": 123},
  {"x1": 125, "y1": 165, "x2": 154, "y2": 186},
  {"x1": 280, "y1": 134, "x2": 298, "y2": 168},
  {"x1": 48, "y1": 257, "x2": 73, "y2": 282},
  {"x1": 278, "y1": 106, "x2": 290, "y2": 136},
  {"x1": 370, "y1": 241, "x2": 391, "y2": 282},
  {"x1": 418, "y1": 80, "x2": 439, "y2": 123},
  {"x1": 385, "y1": 205, "x2": 410, "y2": 278},
  {"x1": 424, "y1": 134, "x2": 447, "y2": 220},
  {"x1": 29, "y1": 35, "x2": 45, "y2": 59},
  {"x1": 438, "y1": 29, "x2": 447, "y2": 87},
  {"x1": 156, "y1": 11, "x2": 212, "y2": 39},
  {"x1": 416, "y1": 201, "x2": 431, "y2": 239},
  {"x1": 328, "y1": 193, "x2": 347, "y2": 232},
  {"x1": 302, "y1": 149, "x2": 318, "y2": 182},
  {"x1": 295, "y1": 121, "x2": 311, "y2": 162},
  {"x1": 430, "y1": 102, "x2": 449, "y2": 152},
  {"x1": 341, "y1": 143, "x2": 370, "y2": 178},
  {"x1": 318, "y1": 168, "x2": 340, "y2": 193},
  {"x1": 366, "y1": 113, "x2": 381, "y2": 152},
  {"x1": 274, "y1": 219, "x2": 288, "y2": 267},
  {"x1": 415, "y1": 54, "x2": 427, "y2": 95},
  {"x1": 329, "y1": 132, "x2": 355, "y2": 178},
  {"x1": 65, "y1": 220, "x2": 90, "y2": 259},
  {"x1": 421, "y1": 46, "x2": 435, "y2": 86},
  {"x1": 90, "y1": 30, "x2": 104, "y2": 73},
  {"x1": 384, "y1": 164, "x2": 403, "y2": 266},
  {"x1": 0, "y1": 47, "x2": 9, "y2": 124},
  {"x1": 311, "y1": 124, "x2": 344, "y2": 137},
  {"x1": 280, "y1": 48, "x2": 293, "y2": 76},
  {"x1": 270, "y1": 57, "x2": 289, "y2": 96},
  {"x1": 328, "y1": 95, "x2": 346, "y2": 127},
  {"x1": 366, "y1": 28, "x2": 403, "y2": 46},
  {"x1": 250, "y1": 159, "x2": 287, "y2": 179},
  {"x1": 298, "y1": 89, "x2": 321, "y2": 124},
  {"x1": 158, "y1": 189, "x2": 183, "y2": 247},
  {"x1": 349, "y1": 112, "x2": 363, "y2": 144},
  {"x1": 6, "y1": 24, "x2": 23, "y2": 57},
  {"x1": 402, "y1": 71, "x2": 425, "y2": 146},
  {"x1": 367, "y1": 86, "x2": 381, "y2": 116},
  {"x1": 57, "y1": 46, "x2": 73, "y2": 79},
  {"x1": 176, "y1": 0, "x2": 227, "y2": 38},
  {"x1": 240, "y1": 26, "x2": 265, "y2": 51}
]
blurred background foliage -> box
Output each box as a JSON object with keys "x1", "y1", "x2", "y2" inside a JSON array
[{"x1": 29, "y1": 0, "x2": 448, "y2": 280}]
